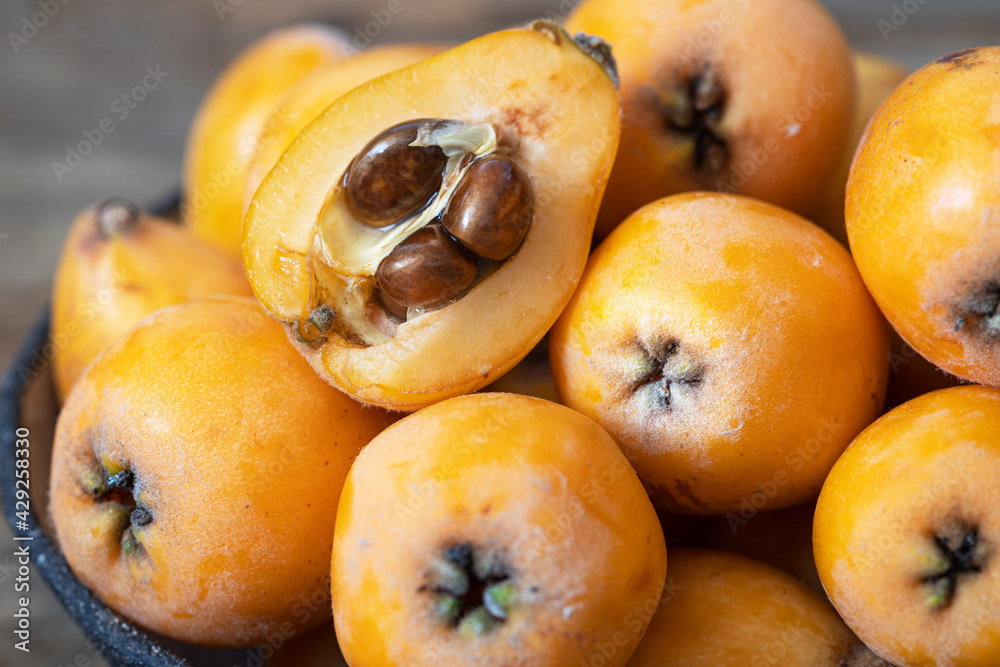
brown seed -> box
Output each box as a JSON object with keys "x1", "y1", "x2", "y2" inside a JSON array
[
  {"x1": 376, "y1": 225, "x2": 477, "y2": 309},
  {"x1": 344, "y1": 120, "x2": 448, "y2": 227},
  {"x1": 442, "y1": 155, "x2": 533, "y2": 262}
]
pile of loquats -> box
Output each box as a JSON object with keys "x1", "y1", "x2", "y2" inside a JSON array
[{"x1": 38, "y1": 1, "x2": 1000, "y2": 665}]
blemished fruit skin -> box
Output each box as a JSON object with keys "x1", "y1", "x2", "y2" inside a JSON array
[
  {"x1": 51, "y1": 200, "x2": 253, "y2": 401},
  {"x1": 815, "y1": 385, "x2": 1000, "y2": 667},
  {"x1": 550, "y1": 192, "x2": 890, "y2": 515},
  {"x1": 49, "y1": 296, "x2": 396, "y2": 648},
  {"x1": 331, "y1": 393, "x2": 667, "y2": 666},
  {"x1": 628, "y1": 549, "x2": 863, "y2": 666},
  {"x1": 244, "y1": 23, "x2": 620, "y2": 412},
  {"x1": 567, "y1": 0, "x2": 855, "y2": 240},
  {"x1": 846, "y1": 47, "x2": 1000, "y2": 388},
  {"x1": 182, "y1": 24, "x2": 349, "y2": 255}
]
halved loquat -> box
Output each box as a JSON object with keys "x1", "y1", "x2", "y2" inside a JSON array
[{"x1": 244, "y1": 22, "x2": 620, "y2": 411}]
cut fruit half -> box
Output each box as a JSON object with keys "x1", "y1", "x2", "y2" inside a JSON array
[{"x1": 244, "y1": 21, "x2": 621, "y2": 411}]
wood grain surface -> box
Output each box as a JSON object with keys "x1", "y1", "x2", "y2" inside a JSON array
[{"x1": 1, "y1": 0, "x2": 997, "y2": 665}]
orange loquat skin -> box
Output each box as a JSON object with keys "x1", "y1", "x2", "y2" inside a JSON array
[
  {"x1": 244, "y1": 23, "x2": 620, "y2": 412},
  {"x1": 810, "y1": 51, "x2": 909, "y2": 247},
  {"x1": 182, "y1": 24, "x2": 349, "y2": 255},
  {"x1": 567, "y1": 0, "x2": 855, "y2": 240},
  {"x1": 331, "y1": 393, "x2": 667, "y2": 666},
  {"x1": 846, "y1": 47, "x2": 1000, "y2": 388},
  {"x1": 550, "y1": 193, "x2": 890, "y2": 515},
  {"x1": 243, "y1": 43, "x2": 444, "y2": 212},
  {"x1": 815, "y1": 386, "x2": 1000, "y2": 667},
  {"x1": 51, "y1": 199, "x2": 252, "y2": 401},
  {"x1": 628, "y1": 549, "x2": 865, "y2": 666},
  {"x1": 49, "y1": 296, "x2": 396, "y2": 647}
]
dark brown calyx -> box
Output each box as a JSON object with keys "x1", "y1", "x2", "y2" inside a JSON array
[
  {"x1": 634, "y1": 341, "x2": 703, "y2": 409},
  {"x1": 659, "y1": 65, "x2": 729, "y2": 174},
  {"x1": 95, "y1": 198, "x2": 141, "y2": 239},
  {"x1": 920, "y1": 520, "x2": 988, "y2": 609},
  {"x1": 421, "y1": 542, "x2": 515, "y2": 636},
  {"x1": 956, "y1": 283, "x2": 1000, "y2": 337},
  {"x1": 344, "y1": 120, "x2": 448, "y2": 227},
  {"x1": 442, "y1": 154, "x2": 533, "y2": 262},
  {"x1": 89, "y1": 466, "x2": 152, "y2": 555},
  {"x1": 294, "y1": 304, "x2": 337, "y2": 346},
  {"x1": 376, "y1": 225, "x2": 477, "y2": 309}
]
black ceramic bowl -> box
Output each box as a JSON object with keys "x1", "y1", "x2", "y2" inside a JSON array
[{"x1": 0, "y1": 193, "x2": 340, "y2": 667}]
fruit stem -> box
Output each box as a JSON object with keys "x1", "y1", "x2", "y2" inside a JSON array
[{"x1": 95, "y1": 199, "x2": 141, "y2": 239}]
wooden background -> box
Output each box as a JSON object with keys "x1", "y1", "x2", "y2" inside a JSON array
[{"x1": 1, "y1": 0, "x2": 998, "y2": 664}]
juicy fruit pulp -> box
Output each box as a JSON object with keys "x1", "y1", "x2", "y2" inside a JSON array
[
  {"x1": 330, "y1": 393, "x2": 667, "y2": 666},
  {"x1": 50, "y1": 199, "x2": 252, "y2": 401},
  {"x1": 244, "y1": 22, "x2": 621, "y2": 411},
  {"x1": 846, "y1": 47, "x2": 1000, "y2": 388},
  {"x1": 815, "y1": 386, "x2": 1000, "y2": 667}
]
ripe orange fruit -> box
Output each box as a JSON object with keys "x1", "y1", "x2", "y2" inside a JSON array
[
  {"x1": 243, "y1": 23, "x2": 620, "y2": 411},
  {"x1": 550, "y1": 192, "x2": 889, "y2": 514},
  {"x1": 815, "y1": 385, "x2": 1000, "y2": 666},
  {"x1": 846, "y1": 47, "x2": 1000, "y2": 388},
  {"x1": 331, "y1": 393, "x2": 667, "y2": 666},
  {"x1": 628, "y1": 549, "x2": 867, "y2": 666},
  {"x1": 567, "y1": 0, "x2": 855, "y2": 239},
  {"x1": 51, "y1": 199, "x2": 252, "y2": 401},
  {"x1": 182, "y1": 24, "x2": 349, "y2": 254},
  {"x1": 49, "y1": 296, "x2": 395, "y2": 647}
]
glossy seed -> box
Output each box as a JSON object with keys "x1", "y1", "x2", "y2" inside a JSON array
[
  {"x1": 344, "y1": 120, "x2": 448, "y2": 228},
  {"x1": 376, "y1": 225, "x2": 477, "y2": 309},
  {"x1": 442, "y1": 154, "x2": 533, "y2": 262}
]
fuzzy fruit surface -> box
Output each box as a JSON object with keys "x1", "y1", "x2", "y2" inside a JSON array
[
  {"x1": 550, "y1": 192, "x2": 890, "y2": 514},
  {"x1": 629, "y1": 549, "x2": 862, "y2": 666},
  {"x1": 815, "y1": 385, "x2": 1000, "y2": 667},
  {"x1": 846, "y1": 46, "x2": 1000, "y2": 388},
  {"x1": 567, "y1": 0, "x2": 855, "y2": 240},
  {"x1": 331, "y1": 393, "x2": 667, "y2": 666},
  {"x1": 49, "y1": 296, "x2": 396, "y2": 647},
  {"x1": 51, "y1": 199, "x2": 252, "y2": 401}
]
